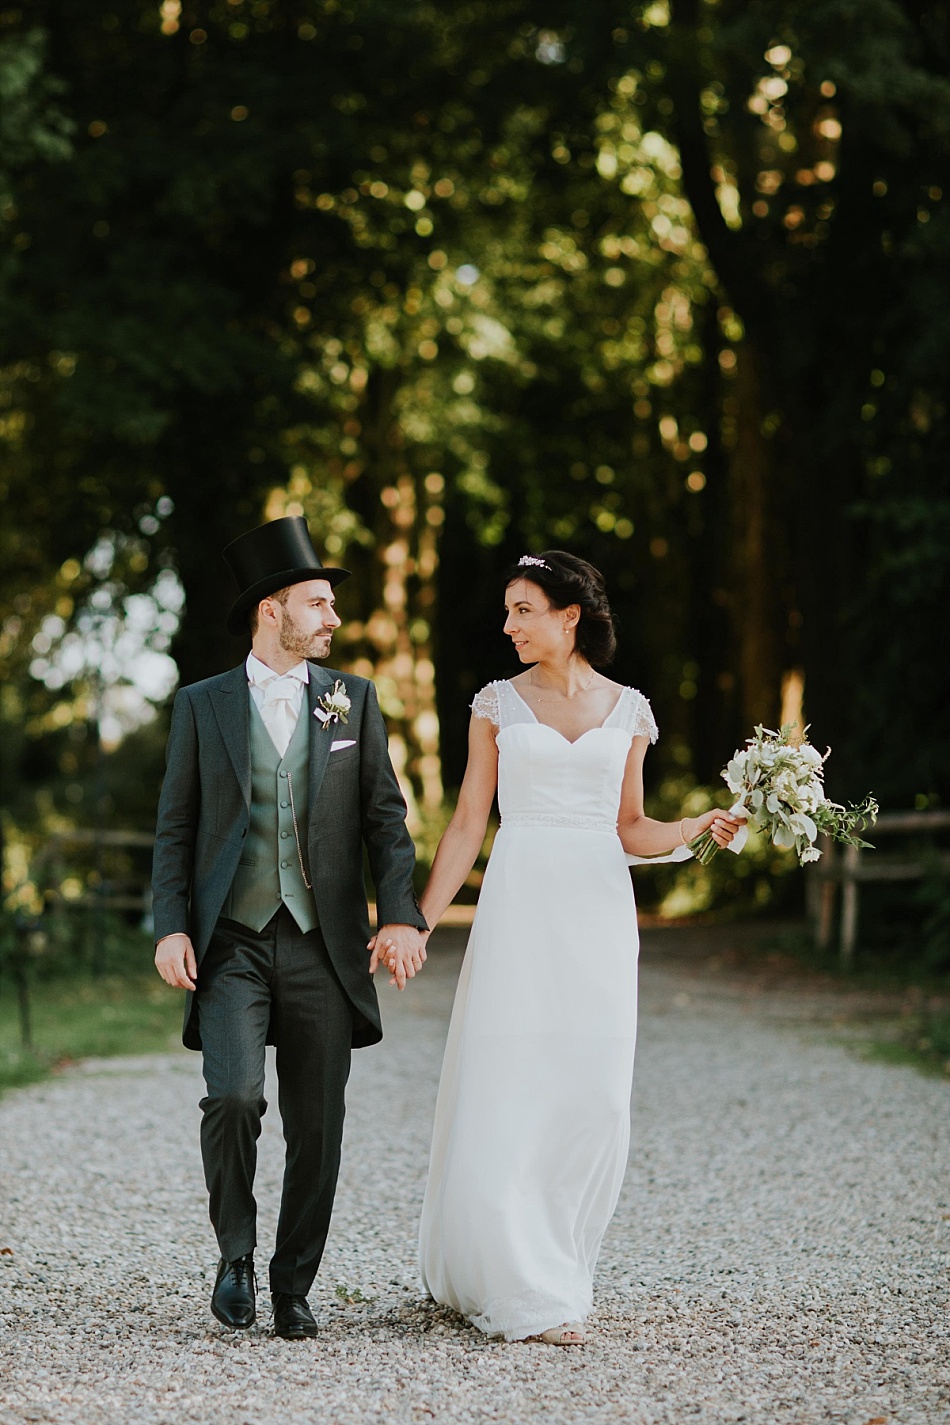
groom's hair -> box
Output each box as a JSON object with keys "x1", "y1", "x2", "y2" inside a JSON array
[
  {"x1": 504, "y1": 550, "x2": 618, "y2": 667},
  {"x1": 248, "y1": 584, "x2": 293, "y2": 636}
]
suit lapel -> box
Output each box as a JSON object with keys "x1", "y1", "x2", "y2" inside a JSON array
[
  {"x1": 306, "y1": 664, "x2": 335, "y2": 816},
  {"x1": 209, "y1": 665, "x2": 251, "y2": 808}
]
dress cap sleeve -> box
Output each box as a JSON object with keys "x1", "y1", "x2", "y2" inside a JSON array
[
  {"x1": 470, "y1": 683, "x2": 501, "y2": 724},
  {"x1": 629, "y1": 690, "x2": 659, "y2": 744}
]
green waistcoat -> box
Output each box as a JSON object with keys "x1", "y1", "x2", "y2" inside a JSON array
[{"x1": 223, "y1": 694, "x2": 318, "y2": 933}]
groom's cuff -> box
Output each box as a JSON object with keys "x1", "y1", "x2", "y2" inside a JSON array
[{"x1": 375, "y1": 902, "x2": 428, "y2": 933}]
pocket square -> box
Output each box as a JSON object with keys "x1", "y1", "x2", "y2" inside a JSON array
[{"x1": 330, "y1": 739, "x2": 356, "y2": 752}]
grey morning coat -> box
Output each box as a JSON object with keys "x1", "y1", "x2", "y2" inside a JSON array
[{"x1": 151, "y1": 662, "x2": 427, "y2": 1051}]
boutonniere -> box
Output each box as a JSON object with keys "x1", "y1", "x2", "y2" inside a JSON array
[{"x1": 314, "y1": 678, "x2": 351, "y2": 732}]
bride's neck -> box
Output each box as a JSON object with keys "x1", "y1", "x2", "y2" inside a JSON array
[{"x1": 531, "y1": 656, "x2": 595, "y2": 698}]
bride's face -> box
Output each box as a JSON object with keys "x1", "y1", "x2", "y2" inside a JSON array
[{"x1": 504, "y1": 579, "x2": 577, "y2": 663}]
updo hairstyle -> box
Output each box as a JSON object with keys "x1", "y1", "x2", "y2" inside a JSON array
[{"x1": 504, "y1": 550, "x2": 617, "y2": 668}]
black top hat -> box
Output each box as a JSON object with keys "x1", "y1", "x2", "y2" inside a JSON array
[{"x1": 222, "y1": 516, "x2": 350, "y2": 635}]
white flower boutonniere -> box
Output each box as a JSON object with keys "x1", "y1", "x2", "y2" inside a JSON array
[{"x1": 314, "y1": 679, "x2": 351, "y2": 732}]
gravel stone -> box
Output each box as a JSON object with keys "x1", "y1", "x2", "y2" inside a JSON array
[{"x1": 0, "y1": 928, "x2": 948, "y2": 1424}]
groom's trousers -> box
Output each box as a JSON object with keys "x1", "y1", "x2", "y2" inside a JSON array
[{"x1": 195, "y1": 907, "x2": 354, "y2": 1296}]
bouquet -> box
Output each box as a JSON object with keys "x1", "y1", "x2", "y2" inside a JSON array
[{"x1": 689, "y1": 724, "x2": 878, "y2": 867}]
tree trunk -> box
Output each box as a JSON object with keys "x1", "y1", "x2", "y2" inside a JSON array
[
  {"x1": 728, "y1": 345, "x2": 783, "y2": 730},
  {"x1": 331, "y1": 372, "x2": 445, "y2": 838}
]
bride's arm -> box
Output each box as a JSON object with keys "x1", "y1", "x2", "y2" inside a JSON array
[
  {"x1": 419, "y1": 714, "x2": 499, "y2": 929},
  {"x1": 617, "y1": 737, "x2": 741, "y2": 856}
]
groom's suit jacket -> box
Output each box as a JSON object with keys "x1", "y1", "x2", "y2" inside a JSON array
[{"x1": 151, "y1": 662, "x2": 426, "y2": 1051}]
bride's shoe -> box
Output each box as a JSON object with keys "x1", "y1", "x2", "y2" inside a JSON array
[{"x1": 531, "y1": 1322, "x2": 586, "y2": 1346}]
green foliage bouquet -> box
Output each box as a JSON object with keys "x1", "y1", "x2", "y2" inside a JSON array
[{"x1": 690, "y1": 725, "x2": 878, "y2": 867}]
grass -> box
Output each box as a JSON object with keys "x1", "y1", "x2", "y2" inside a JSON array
[
  {"x1": 765, "y1": 922, "x2": 948, "y2": 990},
  {"x1": 0, "y1": 938, "x2": 184, "y2": 1097},
  {"x1": 863, "y1": 1009, "x2": 950, "y2": 1078},
  {"x1": 334, "y1": 1283, "x2": 373, "y2": 1305},
  {"x1": 760, "y1": 926, "x2": 950, "y2": 1078}
]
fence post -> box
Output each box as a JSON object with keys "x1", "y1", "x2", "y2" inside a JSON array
[
  {"x1": 815, "y1": 836, "x2": 837, "y2": 950},
  {"x1": 12, "y1": 915, "x2": 35, "y2": 1052},
  {"x1": 839, "y1": 843, "x2": 861, "y2": 965}
]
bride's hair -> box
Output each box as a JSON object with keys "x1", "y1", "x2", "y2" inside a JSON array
[{"x1": 504, "y1": 550, "x2": 617, "y2": 667}]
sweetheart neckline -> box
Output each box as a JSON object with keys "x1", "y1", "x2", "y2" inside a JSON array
[{"x1": 505, "y1": 681, "x2": 628, "y2": 746}]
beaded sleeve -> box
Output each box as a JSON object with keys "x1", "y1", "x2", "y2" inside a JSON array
[
  {"x1": 470, "y1": 684, "x2": 501, "y2": 725},
  {"x1": 630, "y1": 692, "x2": 659, "y2": 744}
]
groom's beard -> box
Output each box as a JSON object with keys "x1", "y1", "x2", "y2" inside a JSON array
[{"x1": 278, "y1": 610, "x2": 332, "y2": 660}]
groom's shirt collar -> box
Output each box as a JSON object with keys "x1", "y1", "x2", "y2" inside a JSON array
[{"x1": 245, "y1": 652, "x2": 310, "y2": 688}]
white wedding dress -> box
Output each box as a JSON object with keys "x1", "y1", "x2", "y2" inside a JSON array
[{"x1": 418, "y1": 678, "x2": 658, "y2": 1340}]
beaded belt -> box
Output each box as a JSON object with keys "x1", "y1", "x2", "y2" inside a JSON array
[{"x1": 501, "y1": 812, "x2": 617, "y2": 833}]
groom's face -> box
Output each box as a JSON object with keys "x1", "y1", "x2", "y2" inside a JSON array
[{"x1": 274, "y1": 579, "x2": 341, "y2": 660}]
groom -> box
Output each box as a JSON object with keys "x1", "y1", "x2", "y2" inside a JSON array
[{"x1": 152, "y1": 516, "x2": 428, "y2": 1338}]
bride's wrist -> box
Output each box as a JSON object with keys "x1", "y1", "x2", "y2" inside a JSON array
[
  {"x1": 678, "y1": 816, "x2": 691, "y2": 846},
  {"x1": 419, "y1": 898, "x2": 439, "y2": 928}
]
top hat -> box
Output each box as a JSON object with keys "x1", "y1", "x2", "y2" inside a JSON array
[{"x1": 222, "y1": 516, "x2": 350, "y2": 635}]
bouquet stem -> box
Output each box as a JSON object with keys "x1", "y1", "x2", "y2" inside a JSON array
[{"x1": 687, "y1": 829, "x2": 721, "y2": 866}]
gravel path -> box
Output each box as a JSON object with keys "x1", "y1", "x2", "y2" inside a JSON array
[{"x1": 1, "y1": 928, "x2": 948, "y2": 1425}]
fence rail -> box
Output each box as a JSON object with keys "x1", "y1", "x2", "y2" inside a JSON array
[
  {"x1": 34, "y1": 829, "x2": 156, "y2": 914},
  {"x1": 806, "y1": 809, "x2": 950, "y2": 963},
  {"x1": 14, "y1": 815, "x2": 950, "y2": 972}
]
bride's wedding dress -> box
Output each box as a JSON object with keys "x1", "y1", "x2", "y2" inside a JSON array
[{"x1": 418, "y1": 678, "x2": 658, "y2": 1340}]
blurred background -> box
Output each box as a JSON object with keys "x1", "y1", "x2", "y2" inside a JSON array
[{"x1": 1, "y1": 1, "x2": 948, "y2": 1079}]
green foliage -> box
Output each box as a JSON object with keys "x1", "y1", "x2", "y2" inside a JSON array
[
  {"x1": 916, "y1": 864, "x2": 950, "y2": 974},
  {"x1": 0, "y1": 1, "x2": 948, "y2": 946},
  {"x1": 0, "y1": 917, "x2": 181, "y2": 1096},
  {"x1": 0, "y1": 27, "x2": 73, "y2": 181},
  {"x1": 866, "y1": 1010, "x2": 950, "y2": 1079}
]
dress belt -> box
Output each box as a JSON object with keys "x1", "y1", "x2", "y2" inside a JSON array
[{"x1": 501, "y1": 812, "x2": 617, "y2": 833}]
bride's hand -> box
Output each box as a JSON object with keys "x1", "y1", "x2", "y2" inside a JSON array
[
  {"x1": 682, "y1": 808, "x2": 745, "y2": 848},
  {"x1": 368, "y1": 924, "x2": 428, "y2": 988}
]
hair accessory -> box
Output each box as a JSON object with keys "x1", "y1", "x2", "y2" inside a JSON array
[{"x1": 518, "y1": 555, "x2": 550, "y2": 570}]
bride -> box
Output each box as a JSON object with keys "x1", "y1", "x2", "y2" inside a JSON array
[{"x1": 405, "y1": 551, "x2": 741, "y2": 1345}]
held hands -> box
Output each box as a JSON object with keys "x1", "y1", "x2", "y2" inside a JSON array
[
  {"x1": 681, "y1": 808, "x2": 746, "y2": 850},
  {"x1": 154, "y1": 932, "x2": 197, "y2": 990},
  {"x1": 367, "y1": 924, "x2": 428, "y2": 990}
]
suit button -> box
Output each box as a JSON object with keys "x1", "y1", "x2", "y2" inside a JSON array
[
  {"x1": 280, "y1": 801, "x2": 290, "y2": 809},
  {"x1": 281, "y1": 860, "x2": 291, "y2": 868},
  {"x1": 279, "y1": 771, "x2": 288, "y2": 779},
  {"x1": 281, "y1": 831, "x2": 290, "y2": 839}
]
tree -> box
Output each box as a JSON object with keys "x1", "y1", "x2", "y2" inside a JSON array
[
  {"x1": 2, "y1": 0, "x2": 948, "y2": 881},
  {"x1": 653, "y1": 0, "x2": 950, "y2": 798}
]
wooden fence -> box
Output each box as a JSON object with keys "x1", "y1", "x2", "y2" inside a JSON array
[
  {"x1": 34, "y1": 829, "x2": 155, "y2": 914},
  {"x1": 806, "y1": 809, "x2": 950, "y2": 963}
]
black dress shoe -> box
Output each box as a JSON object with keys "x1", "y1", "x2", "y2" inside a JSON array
[
  {"x1": 272, "y1": 1292, "x2": 318, "y2": 1339},
  {"x1": 211, "y1": 1255, "x2": 256, "y2": 1329}
]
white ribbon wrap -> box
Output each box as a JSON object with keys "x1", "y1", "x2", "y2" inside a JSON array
[{"x1": 625, "y1": 803, "x2": 749, "y2": 866}]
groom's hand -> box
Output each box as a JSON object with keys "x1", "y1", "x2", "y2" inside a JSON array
[
  {"x1": 155, "y1": 932, "x2": 197, "y2": 990},
  {"x1": 368, "y1": 924, "x2": 428, "y2": 990}
]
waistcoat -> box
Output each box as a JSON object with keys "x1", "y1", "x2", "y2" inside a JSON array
[{"x1": 224, "y1": 693, "x2": 318, "y2": 933}]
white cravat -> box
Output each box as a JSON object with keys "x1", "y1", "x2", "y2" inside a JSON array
[{"x1": 246, "y1": 653, "x2": 309, "y2": 758}]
